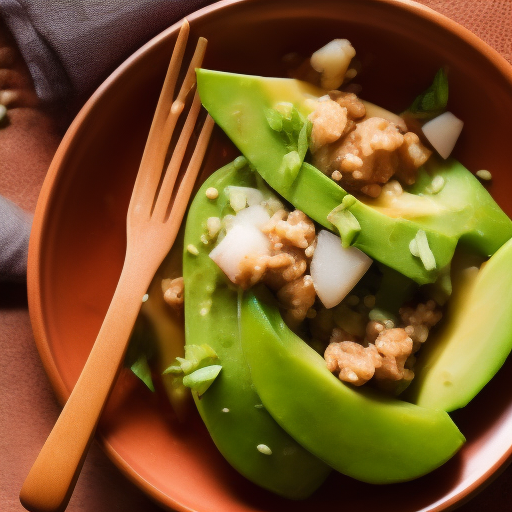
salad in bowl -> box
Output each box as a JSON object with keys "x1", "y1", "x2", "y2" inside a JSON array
[
  {"x1": 27, "y1": 2, "x2": 512, "y2": 511},
  {"x1": 134, "y1": 37, "x2": 512, "y2": 499}
]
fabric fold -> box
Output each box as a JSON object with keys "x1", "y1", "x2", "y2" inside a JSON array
[
  {"x1": 0, "y1": 196, "x2": 32, "y2": 282},
  {"x1": 0, "y1": 0, "x2": 214, "y2": 103}
]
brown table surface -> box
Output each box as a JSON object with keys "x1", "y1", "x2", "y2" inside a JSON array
[{"x1": 1, "y1": 1, "x2": 511, "y2": 511}]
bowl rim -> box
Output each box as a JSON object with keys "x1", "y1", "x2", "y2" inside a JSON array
[{"x1": 27, "y1": 1, "x2": 512, "y2": 511}]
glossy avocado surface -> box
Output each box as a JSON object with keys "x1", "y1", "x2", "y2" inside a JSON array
[
  {"x1": 183, "y1": 160, "x2": 330, "y2": 499},
  {"x1": 240, "y1": 287, "x2": 465, "y2": 483},
  {"x1": 407, "y1": 238, "x2": 512, "y2": 411},
  {"x1": 196, "y1": 69, "x2": 512, "y2": 284}
]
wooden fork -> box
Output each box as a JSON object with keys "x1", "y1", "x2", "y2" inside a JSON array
[{"x1": 19, "y1": 20, "x2": 214, "y2": 512}]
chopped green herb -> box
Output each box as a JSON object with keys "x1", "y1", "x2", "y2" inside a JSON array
[
  {"x1": 369, "y1": 307, "x2": 397, "y2": 325},
  {"x1": 406, "y1": 68, "x2": 449, "y2": 120},
  {"x1": 163, "y1": 343, "x2": 219, "y2": 376},
  {"x1": 409, "y1": 238, "x2": 420, "y2": 257},
  {"x1": 265, "y1": 108, "x2": 283, "y2": 131},
  {"x1": 409, "y1": 230, "x2": 436, "y2": 271},
  {"x1": 297, "y1": 119, "x2": 312, "y2": 161},
  {"x1": 327, "y1": 195, "x2": 361, "y2": 247},
  {"x1": 279, "y1": 150, "x2": 302, "y2": 188},
  {"x1": 265, "y1": 104, "x2": 311, "y2": 189},
  {"x1": 124, "y1": 317, "x2": 155, "y2": 392},
  {"x1": 130, "y1": 355, "x2": 155, "y2": 392},
  {"x1": 182, "y1": 365, "x2": 222, "y2": 396}
]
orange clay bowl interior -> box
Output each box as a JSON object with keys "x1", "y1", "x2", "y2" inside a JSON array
[{"x1": 28, "y1": 0, "x2": 512, "y2": 511}]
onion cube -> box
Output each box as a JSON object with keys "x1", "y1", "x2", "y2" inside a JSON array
[
  {"x1": 311, "y1": 230, "x2": 372, "y2": 308},
  {"x1": 422, "y1": 112, "x2": 464, "y2": 159}
]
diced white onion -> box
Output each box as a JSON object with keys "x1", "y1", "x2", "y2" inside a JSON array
[
  {"x1": 422, "y1": 112, "x2": 464, "y2": 159},
  {"x1": 311, "y1": 230, "x2": 372, "y2": 309},
  {"x1": 233, "y1": 205, "x2": 271, "y2": 229},
  {"x1": 310, "y1": 39, "x2": 356, "y2": 90},
  {"x1": 209, "y1": 224, "x2": 270, "y2": 283}
]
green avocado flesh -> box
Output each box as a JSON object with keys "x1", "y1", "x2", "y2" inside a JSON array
[
  {"x1": 196, "y1": 69, "x2": 512, "y2": 284},
  {"x1": 183, "y1": 160, "x2": 330, "y2": 499},
  {"x1": 240, "y1": 288, "x2": 465, "y2": 484},
  {"x1": 407, "y1": 238, "x2": 512, "y2": 411}
]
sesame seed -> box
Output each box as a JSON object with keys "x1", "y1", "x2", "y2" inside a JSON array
[
  {"x1": 331, "y1": 170, "x2": 342, "y2": 181},
  {"x1": 142, "y1": 294, "x2": 149, "y2": 303},
  {"x1": 200, "y1": 234, "x2": 209, "y2": 245},
  {"x1": 476, "y1": 169, "x2": 492, "y2": 181},
  {"x1": 257, "y1": 444, "x2": 272, "y2": 455},
  {"x1": 347, "y1": 370, "x2": 358, "y2": 382},
  {"x1": 206, "y1": 217, "x2": 222, "y2": 238},
  {"x1": 345, "y1": 295, "x2": 360, "y2": 306},
  {"x1": 205, "y1": 187, "x2": 219, "y2": 199},
  {"x1": 222, "y1": 408, "x2": 230, "y2": 413},
  {"x1": 428, "y1": 175, "x2": 445, "y2": 194},
  {"x1": 199, "y1": 300, "x2": 212, "y2": 317},
  {"x1": 305, "y1": 245, "x2": 315, "y2": 258},
  {"x1": 254, "y1": 404, "x2": 264, "y2": 409},
  {"x1": 187, "y1": 244, "x2": 199, "y2": 255},
  {"x1": 363, "y1": 295, "x2": 375, "y2": 309},
  {"x1": 345, "y1": 68, "x2": 358, "y2": 79}
]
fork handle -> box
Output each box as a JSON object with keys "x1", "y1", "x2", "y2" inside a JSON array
[{"x1": 20, "y1": 261, "x2": 151, "y2": 512}]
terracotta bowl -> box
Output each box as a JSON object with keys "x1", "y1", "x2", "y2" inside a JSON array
[{"x1": 28, "y1": 0, "x2": 512, "y2": 511}]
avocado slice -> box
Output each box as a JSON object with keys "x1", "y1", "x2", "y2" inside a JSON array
[
  {"x1": 196, "y1": 69, "x2": 512, "y2": 284},
  {"x1": 240, "y1": 287, "x2": 465, "y2": 483},
  {"x1": 183, "y1": 160, "x2": 330, "y2": 499},
  {"x1": 407, "y1": 238, "x2": 512, "y2": 411}
]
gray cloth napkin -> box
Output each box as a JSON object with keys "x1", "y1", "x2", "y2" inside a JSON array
[
  {"x1": 0, "y1": 0, "x2": 215, "y2": 281},
  {"x1": 0, "y1": 196, "x2": 32, "y2": 282},
  {"x1": 0, "y1": 0, "x2": 214, "y2": 102}
]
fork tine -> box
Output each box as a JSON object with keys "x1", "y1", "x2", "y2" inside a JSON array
[
  {"x1": 152, "y1": 91, "x2": 203, "y2": 221},
  {"x1": 162, "y1": 114, "x2": 215, "y2": 240},
  {"x1": 150, "y1": 33, "x2": 208, "y2": 221},
  {"x1": 141, "y1": 36, "x2": 208, "y2": 223},
  {"x1": 168, "y1": 36, "x2": 207, "y2": 118},
  {"x1": 128, "y1": 20, "x2": 190, "y2": 217}
]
